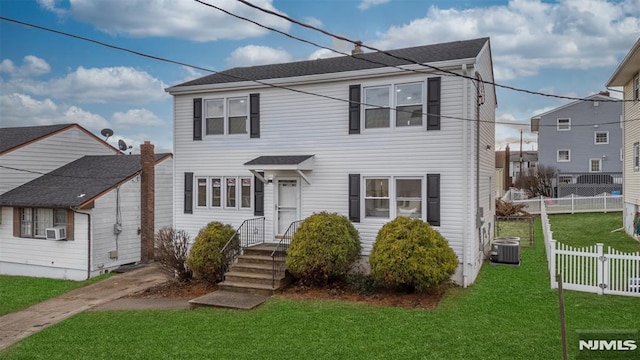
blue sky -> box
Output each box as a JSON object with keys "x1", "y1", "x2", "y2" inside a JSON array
[{"x1": 1, "y1": 0, "x2": 638, "y2": 153}]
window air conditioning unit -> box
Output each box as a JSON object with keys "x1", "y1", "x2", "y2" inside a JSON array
[
  {"x1": 490, "y1": 237, "x2": 520, "y2": 265},
  {"x1": 45, "y1": 226, "x2": 67, "y2": 241}
]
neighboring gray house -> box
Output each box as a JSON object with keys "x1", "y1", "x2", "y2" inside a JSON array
[
  {"x1": 166, "y1": 37, "x2": 497, "y2": 288},
  {"x1": 531, "y1": 92, "x2": 623, "y2": 196}
]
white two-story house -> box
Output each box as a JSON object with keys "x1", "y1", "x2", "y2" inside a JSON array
[
  {"x1": 607, "y1": 37, "x2": 640, "y2": 238},
  {"x1": 166, "y1": 37, "x2": 497, "y2": 287}
]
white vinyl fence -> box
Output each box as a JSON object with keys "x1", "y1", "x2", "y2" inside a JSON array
[
  {"x1": 514, "y1": 194, "x2": 622, "y2": 215},
  {"x1": 541, "y1": 202, "x2": 640, "y2": 297}
]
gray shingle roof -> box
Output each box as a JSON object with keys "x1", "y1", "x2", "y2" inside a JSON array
[
  {"x1": 244, "y1": 155, "x2": 314, "y2": 166},
  {"x1": 173, "y1": 38, "x2": 489, "y2": 88},
  {"x1": 0, "y1": 154, "x2": 170, "y2": 208},
  {"x1": 0, "y1": 124, "x2": 74, "y2": 154}
]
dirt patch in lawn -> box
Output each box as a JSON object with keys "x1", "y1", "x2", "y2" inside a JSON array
[
  {"x1": 128, "y1": 280, "x2": 217, "y2": 299},
  {"x1": 275, "y1": 281, "x2": 446, "y2": 309}
]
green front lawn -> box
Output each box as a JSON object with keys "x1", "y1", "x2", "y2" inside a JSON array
[
  {"x1": 0, "y1": 275, "x2": 110, "y2": 316},
  {"x1": 2, "y1": 215, "x2": 638, "y2": 360}
]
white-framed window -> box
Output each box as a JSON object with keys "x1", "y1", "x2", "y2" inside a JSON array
[
  {"x1": 559, "y1": 175, "x2": 572, "y2": 184},
  {"x1": 205, "y1": 96, "x2": 248, "y2": 136},
  {"x1": 634, "y1": 73, "x2": 639, "y2": 101},
  {"x1": 594, "y1": 131, "x2": 609, "y2": 144},
  {"x1": 225, "y1": 177, "x2": 237, "y2": 208},
  {"x1": 364, "y1": 176, "x2": 425, "y2": 219},
  {"x1": 364, "y1": 177, "x2": 390, "y2": 218},
  {"x1": 634, "y1": 142, "x2": 639, "y2": 171},
  {"x1": 196, "y1": 177, "x2": 207, "y2": 207},
  {"x1": 210, "y1": 177, "x2": 222, "y2": 207},
  {"x1": 557, "y1": 118, "x2": 571, "y2": 131},
  {"x1": 620, "y1": 148, "x2": 624, "y2": 162},
  {"x1": 395, "y1": 178, "x2": 422, "y2": 218},
  {"x1": 20, "y1": 208, "x2": 67, "y2": 238},
  {"x1": 395, "y1": 83, "x2": 423, "y2": 127},
  {"x1": 589, "y1": 158, "x2": 602, "y2": 173},
  {"x1": 240, "y1": 177, "x2": 252, "y2": 209},
  {"x1": 557, "y1": 149, "x2": 571, "y2": 162},
  {"x1": 363, "y1": 82, "x2": 424, "y2": 129}
]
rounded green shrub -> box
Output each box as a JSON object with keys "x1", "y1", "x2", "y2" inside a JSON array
[
  {"x1": 187, "y1": 221, "x2": 237, "y2": 283},
  {"x1": 286, "y1": 212, "x2": 361, "y2": 285},
  {"x1": 369, "y1": 217, "x2": 458, "y2": 291}
]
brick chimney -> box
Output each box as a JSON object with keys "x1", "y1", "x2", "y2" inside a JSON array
[
  {"x1": 352, "y1": 41, "x2": 363, "y2": 56},
  {"x1": 140, "y1": 141, "x2": 155, "y2": 263},
  {"x1": 599, "y1": 90, "x2": 610, "y2": 97}
]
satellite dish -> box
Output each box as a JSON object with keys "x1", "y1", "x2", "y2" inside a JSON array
[
  {"x1": 118, "y1": 139, "x2": 128, "y2": 152},
  {"x1": 101, "y1": 128, "x2": 114, "y2": 141}
]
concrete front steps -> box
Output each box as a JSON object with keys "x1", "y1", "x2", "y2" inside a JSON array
[{"x1": 218, "y1": 243, "x2": 288, "y2": 296}]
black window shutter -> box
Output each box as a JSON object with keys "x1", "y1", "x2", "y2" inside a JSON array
[
  {"x1": 349, "y1": 85, "x2": 361, "y2": 134},
  {"x1": 184, "y1": 172, "x2": 193, "y2": 214},
  {"x1": 427, "y1": 77, "x2": 441, "y2": 130},
  {"x1": 193, "y1": 98, "x2": 202, "y2": 140},
  {"x1": 250, "y1": 93, "x2": 260, "y2": 138},
  {"x1": 427, "y1": 174, "x2": 440, "y2": 226},
  {"x1": 254, "y1": 172, "x2": 264, "y2": 216},
  {"x1": 348, "y1": 174, "x2": 360, "y2": 222}
]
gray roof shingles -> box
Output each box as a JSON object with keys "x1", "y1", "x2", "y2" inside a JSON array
[
  {"x1": 173, "y1": 38, "x2": 489, "y2": 88},
  {"x1": 0, "y1": 154, "x2": 169, "y2": 208},
  {"x1": 244, "y1": 155, "x2": 314, "y2": 166},
  {"x1": 0, "y1": 124, "x2": 74, "y2": 153}
]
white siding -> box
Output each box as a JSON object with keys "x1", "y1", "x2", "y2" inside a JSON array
[
  {"x1": 155, "y1": 157, "x2": 173, "y2": 233},
  {"x1": 0, "y1": 127, "x2": 117, "y2": 195},
  {"x1": 173, "y1": 57, "x2": 496, "y2": 286},
  {"x1": 91, "y1": 178, "x2": 141, "y2": 270},
  {"x1": 623, "y1": 76, "x2": 640, "y2": 236},
  {"x1": 0, "y1": 207, "x2": 90, "y2": 281}
]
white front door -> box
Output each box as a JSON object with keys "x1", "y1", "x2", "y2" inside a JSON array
[{"x1": 276, "y1": 178, "x2": 300, "y2": 235}]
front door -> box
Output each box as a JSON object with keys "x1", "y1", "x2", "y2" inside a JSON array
[{"x1": 276, "y1": 178, "x2": 299, "y2": 235}]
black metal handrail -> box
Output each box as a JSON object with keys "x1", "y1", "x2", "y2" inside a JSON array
[
  {"x1": 271, "y1": 219, "x2": 303, "y2": 288},
  {"x1": 221, "y1": 217, "x2": 265, "y2": 274}
]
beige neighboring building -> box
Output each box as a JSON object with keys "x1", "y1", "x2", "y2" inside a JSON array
[{"x1": 607, "y1": 37, "x2": 640, "y2": 238}]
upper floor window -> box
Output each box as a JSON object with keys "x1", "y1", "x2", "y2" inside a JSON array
[
  {"x1": 205, "y1": 97, "x2": 248, "y2": 136},
  {"x1": 557, "y1": 118, "x2": 571, "y2": 131},
  {"x1": 594, "y1": 131, "x2": 609, "y2": 144},
  {"x1": 363, "y1": 82, "x2": 424, "y2": 129},
  {"x1": 634, "y1": 73, "x2": 639, "y2": 101},
  {"x1": 589, "y1": 158, "x2": 602, "y2": 173},
  {"x1": 557, "y1": 149, "x2": 571, "y2": 162}
]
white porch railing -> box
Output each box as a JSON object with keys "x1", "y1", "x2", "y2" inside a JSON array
[
  {"x1": 514, "y1": 194, "x2": 622, "y2": 215},
  {"x1": 541, "y1": 202, "x2": 640, "y2": 297}
]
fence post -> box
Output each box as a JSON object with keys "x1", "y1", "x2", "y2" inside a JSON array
[
  {"x1": 604, "y1": 193, "x2": 607, "y2": 213},
  {"x1": 550, "y1": 240, "x2": 557, "y2": 288},
  {"x1": 596, "y1": 243, "x2": 604, "y2": 295},
  {"x1": 571, "y1": 194, "x2": 575, "y2": 214}
]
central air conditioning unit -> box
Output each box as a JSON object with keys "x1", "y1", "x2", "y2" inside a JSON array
[
  {"x1": 490, "y1": 237, "x2": 520, "y2": 265},
  {"x1": 45, "y1": 226, "x2": 67, "y2": 241}
]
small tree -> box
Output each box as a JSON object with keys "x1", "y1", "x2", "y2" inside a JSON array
[
  {"x1": 515, "y1": 165, "x2": 555, "y2": 198},
  {"x1": 155, "y1": 227, "x2": 193, "y2": 282}
]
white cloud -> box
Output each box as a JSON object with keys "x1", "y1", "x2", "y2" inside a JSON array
[
  {"x1": 303, "y1": 16, "x2": 323, "y2": 28},
  {"x1": 227, "y1": 45, "x2": 293, "y2": 67},
  {"x1": 307, "y1": 38, "x2": 353, "y2": 60},
  {"x1": 358, "y1": 0, "x2": 390, "y2": 10},
  {"x1": 0, "y1": 56, "x2": 51, "y2": 78},
  {"x1": 41, "y1": 0, "x2": 291, "y2": 42},
  {"x1": 112, "y1": 108, "x2": 164, "y2": 126},
  {"x1": 4, "y1": 66, "x2": 167, "y2": 104},
  {"x1": 0, "y1": 93, "x2": 110, "y2": 130},
  {"x1": 369, "y1": 0, "x2": 640, "y2": 81}
]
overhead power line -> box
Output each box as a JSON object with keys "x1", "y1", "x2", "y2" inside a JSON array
[
  {"x1": 234, "y1": 0, "x2": 630, "y2": 103},
  {"x1": 0, "y1": 16, "x2": 634, "y2": 128}
]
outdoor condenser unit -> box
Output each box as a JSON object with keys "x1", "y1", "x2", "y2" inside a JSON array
[
  {"x1": 490, "y1": 238, "x2": 520, "y2": 265},
  {"x1": 45, "y1": 226, "x2": 67, "y2": 241}
]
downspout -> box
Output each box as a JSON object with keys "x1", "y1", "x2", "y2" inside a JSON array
[
  {"x1": 475, "y1": 70, "x2": 482, "y2": 271},
  {"x1": 74, "y1": 209, "x2": 91, "y2": 280},
  {"x1": 461, "y1": 64, "x2": 469, "y2": 288}
]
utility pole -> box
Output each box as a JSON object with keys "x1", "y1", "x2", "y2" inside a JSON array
[{"x1": 519, "y1": 129, "x2": 524, "y2": 181}]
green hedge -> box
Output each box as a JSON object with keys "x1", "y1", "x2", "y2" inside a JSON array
[{"x1": 187, "y1": 222, "x2": 237, "y2": 283}]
